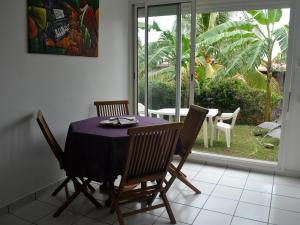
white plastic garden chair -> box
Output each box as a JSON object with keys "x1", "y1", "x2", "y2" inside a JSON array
[
  {"x1": 214, "y1": 107, "x2": 240, "y2": 148},
  {"x1": 138, "y1": 103, "x2": 158, "y2": 117}
]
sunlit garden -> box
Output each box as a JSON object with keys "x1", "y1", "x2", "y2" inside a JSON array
[{"x1": 138, "y1": 9, "x2": 289, "y2": 161}]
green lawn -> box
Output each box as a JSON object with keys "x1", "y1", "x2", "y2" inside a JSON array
[{"x1": 193, "y1": 125, "x2": 279, "y2": 162}]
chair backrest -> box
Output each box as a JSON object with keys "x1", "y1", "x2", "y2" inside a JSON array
[
  {"x1": 94, "y1": 100, "x2": 129, "y2": 117},
  {"x1": 36, "y1": 111, "x2": 64, "y2": 169},
  {"x1": 230, "y1": 107, "x2": 240, "y2": 128},
  {"x1": 119, "y1": 123, "x2": 183, "y2": 190},
  {"x1": 138, "y1": 103, "x2": 145, "y2": 116},
  {"x1": 181, "y1": 105, "x2": 209, "y2": 155}
]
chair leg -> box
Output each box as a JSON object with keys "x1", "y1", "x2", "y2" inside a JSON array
[
  {"x1": 161, "y1": 192, "x2": 176, "y2": 224},
  {"x1": 79, "y1": 178, "x2": 95, "y2": 193},
  {"x1": 52, "y1": 177, "x2": 71, "y2": 196},
  {"x1": 173, "y1": 170, "x2": 201, "y2": 193},
  {"x1": 53, "y1": 178, "x2": 101, "y2": 217},
  {"x1": 53, "y1": 186, "x2": 81, "y2": 217},
  {"x1": 164, "y1": 171, "x2": 177, "y2": 193},
  {"x1": 73, "y1": 178, "x2": 101, "y2": 208},
  {"x1": 114, "y1": 200, "x2": 125, "y2": 225},
  {"x1": 87, "y1": 183, "x2": 96, "y2": 192},
  {"x1": 168, "y1": 167, "x2": 200, "y2": 193},
  {"x1": 64, "y1": 185, "x2": 69, "y2": 199},
  {"x1": 225, "y1": 129, "x2": 231, "y2": 148}
]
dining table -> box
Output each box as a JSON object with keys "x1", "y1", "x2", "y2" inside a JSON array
[
  {"x1": 149, "y1": 108, "x2": 219, "y2": 147},
  {"x1": 64, "y1": 116, "x2": 184, "y2": 183}
]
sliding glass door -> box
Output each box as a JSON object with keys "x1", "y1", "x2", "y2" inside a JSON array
[
  {"x1": 135, "y1": 2, "x2": 194, "y2": 122},
  {"x1": 192, "y1": 6, "x2": 290, "y2": 162},
  {"x1": 134, "y1": 0, "x2": 291, "y2": 163}
]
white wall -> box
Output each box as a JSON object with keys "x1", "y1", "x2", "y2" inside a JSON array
[{"x1": 0, "y1": 0, "x2": 129, "y2": 207}]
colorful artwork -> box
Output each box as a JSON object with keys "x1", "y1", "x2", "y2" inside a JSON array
[{"x1": 28, "y1": 0, "x2": 99, "y2": 57}]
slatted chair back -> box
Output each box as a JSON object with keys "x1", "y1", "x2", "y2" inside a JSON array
[
  {"x1": 163, "y1": 105, "x2": 209, "y2": 194},
  {"x1": 231, "y1": 107, "x2": 240, "y2": 128},
  {"x1": 181, "y1": 105, "x2": 209, "y2": 156},
  {"x1": 94, "y1": 100, "x2": 129, "y2": 117},
  {"x1": 119, "y1": 123, "x2": 183, "y2": 190},
  {"x1": 36, "y1": 110, "x2": 64, "y2": 169}
]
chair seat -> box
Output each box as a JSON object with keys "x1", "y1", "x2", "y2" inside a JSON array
[{"x1": 217, "y1": 122, "x2": 231, "y2": 130}]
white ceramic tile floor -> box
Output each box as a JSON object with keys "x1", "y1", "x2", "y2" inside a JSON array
[
  {"x1": 2, "y1": 162, "x2": 300, "y2": 225},
  {"x1": 203, "y1": 196, "x2": 238, "y2": 215}
]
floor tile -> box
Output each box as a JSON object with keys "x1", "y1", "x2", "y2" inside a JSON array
[
  {"x1": 211, "y1": 185, "x2": 242, "y2": 201},
  {"x1": 113, "y1": 213, "x2": 158, "y2": 225},
  {"x1": 186, "y1": 180, "x2": 216, "y2": 195},
  {"x1": 224, "y1": 168, "x2": 249, "y2": 179},
  {"x1": 218, "y1": 175, "x2": 246, "y2": 189},
  {"x1": 273, "y1": 175, "x2": 300, "y2": 187},
  {"x1": 269, "y1": 208, "x2": 300, "y2": 225},
  {"x1": 11, "y1": 201, "x2": 55, "y2": 223},
  {"x1": 235, "y1": 202, "x2": 269, "y2": 223},
  {"x1": 192, "y1": 209, "x2": 232, "y2": 225},
  {"x1": 161, "y1": 202, "x2": 200, "y2": 224},
  {"x1": 37, "y1": 190, "x2": 68, "y2": 208},
  {"x1": 166, "y1": 186, "x2": 181, "y2": 201},
  {"x1": 247, "y1": 172, "x2": 273, "y2": 183},
  {"x1": 193, "y1": 172, "x2": 222, "y2": 184},
  {"x1": 231, "y1": 217, "x2": 267, "y2": 225},
  {"x1": 182, "y1": 162, "x2": 204, "y2": 172},
  {"x1": 66, "y1": 195, "x2": 101, "y2": 215},
  {"x1": 240, "y1": 190, "x2": 271, "y2": 206},
  {"x1": 168, "y1": 179, "x2": 188, "y2": 190},
  {"x1": 271, "y1": 195, "x2": 300, "y2": 212},
  {"x1": 181, "y1": 168, "x2": 199, "y2": 179},
  {"x1": 36, "y1": 210, "x2": 82, "y2": 225},
  {"x1": 125, "y1": 199, "x2": 165, "y2": 217},
  {"x1": 203, "y1": 196, "x2": 238, "y2": 215},
  {"x1": 273, "y1": 184, "x2": 300, "y2": 198},
  {"x1": 244, "y1": 180, "x2": 273, "y2": 194},
  {"x1": 86, "y1": 206, "x2": 119, "y2": 224},
  {"x1": 200, "y1": 165, "x2": 226, "y2": 175},
  {"x1": 154, "y1": 216, "x2": 189, "y2": 224},
  {"x1": 91, "y1": 190, "x2": 109, "y2": 202},
  {"x1": 72, "y1": 217, "x2": 107, "y2": 225},
  {"x1": 174, "y1": 190, "x2": 209, "y2": 208},
  {"x1": 0, "y1": 214, "x2": 32, "y2": 225}
]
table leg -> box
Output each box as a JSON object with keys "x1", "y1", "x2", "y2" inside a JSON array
[
  {"x1": 203, "y1": 119, "x2": 208, "y2": 148},
  {"x1": 209, "y1": 117, "x2": 214, "y2": 147}
]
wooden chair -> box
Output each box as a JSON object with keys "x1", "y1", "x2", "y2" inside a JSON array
[
  {"x1": 94, "y1": 100, "x2": 129, "y2": 116},
  {"x1": 110, "y1": 123, "x2": 183, "y2": 225},
  {"x1": 164, "y1": 105, "x2": 209, "y2": 193},
  {"x1": 36, "y1": 111, "x2": 101, "y2": 217}
]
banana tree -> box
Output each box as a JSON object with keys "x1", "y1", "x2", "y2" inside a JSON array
[{"x1": 197, "y1": 9, "x2": 289, "y2": 121}]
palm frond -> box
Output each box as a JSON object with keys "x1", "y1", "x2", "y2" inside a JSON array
[{"x1": 273, "y1": 25, "x2": 289, "y2": 54}]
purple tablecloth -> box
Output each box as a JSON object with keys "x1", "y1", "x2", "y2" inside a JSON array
[{"x1": 64, "y1": 116, "x2": 175, "y2": 182}]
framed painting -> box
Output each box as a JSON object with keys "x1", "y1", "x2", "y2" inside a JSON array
[{"x1": 28, "y1": 0, "x2": 99, "y2": 57}]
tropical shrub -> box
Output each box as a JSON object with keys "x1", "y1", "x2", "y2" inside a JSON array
[
  {"x1": 138, "y1": 79, "x2": 176, "y2": 110},
  {"x1": 195, "y1": 79, "x2": 282, "y2": 124}
]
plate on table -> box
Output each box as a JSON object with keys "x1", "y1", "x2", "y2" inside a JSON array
[{"x1": 99, "y1": 117, "x2": 139, "y2": 128}]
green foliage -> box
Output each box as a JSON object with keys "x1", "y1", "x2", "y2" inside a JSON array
[
  {"x1": 138, "y1": 79, "x2": 176, "y2": 110},
  {"x1": 195, "y1": 79, "x2": 281, "y2": 124},
  {"x1": 248, "y1": 9, "x2": 282, "y2": 25}
]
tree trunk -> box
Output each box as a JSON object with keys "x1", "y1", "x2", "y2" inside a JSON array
[{"x1": 264, "y1": 72, "x2": 272, "y2": 121}]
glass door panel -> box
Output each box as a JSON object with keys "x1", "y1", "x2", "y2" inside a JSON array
[
  {"x1": 147, "y1": 5, "x2": 178, "y2": 121},
  {"x1": 136, "y1": 3, "x2": 194, "y2": 122},
  {"x1": 192, "y1": 6, "x2": 290, "y2": 162}
]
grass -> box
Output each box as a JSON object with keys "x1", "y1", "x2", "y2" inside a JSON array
[{"x1": 193, "y1": 125, "x2": 279, "y2": 162}]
